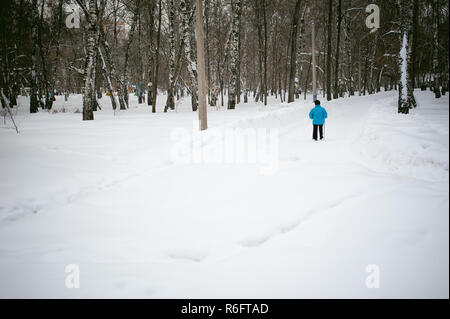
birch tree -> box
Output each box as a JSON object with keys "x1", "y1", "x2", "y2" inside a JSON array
[
  {"x1": 196, "y1": 0, "x2": 207, "y2": 130},
  {"x1": 398, "y1": 0, "x2": 415, "y2": 114},
  {"x1": 99, "y1": 22, "x2": 120, "y2": 111},
  {"x1": 81, "y1": 0, "x2": 98, "y2": 120},
  {"x1": 165, "y1": 0, "x2": 176, "y2": 112},
  {"x1": 181, "y1": 0, "x2": 199, "y2": 112}
]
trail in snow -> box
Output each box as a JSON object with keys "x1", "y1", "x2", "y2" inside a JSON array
[
  {"x1": 238, "y1": 192, "x2": 362, "y2": 248},
  {"x1": 0, "y1": 90, "x2": 448, "y2": 298}
]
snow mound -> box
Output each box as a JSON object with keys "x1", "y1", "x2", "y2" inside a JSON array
[{"x1": 356, "y1": 90, "x2": 449, "y2": 182}]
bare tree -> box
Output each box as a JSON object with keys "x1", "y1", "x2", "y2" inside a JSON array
[
  {"x1": 152, "y1": 0, "x2": 162, "y2": 112},
  {"x1": 333, "y1": 0, "x2": 342, "y2": 99},
  {"x1": 325, "y1": 0, "x2": 333, "y2": 101},
  {"x1": 146, "y1": 0, "x2": 155, "y2": 106},
  {"x1": 228, "y1": 0, "x2": 242, "y2": 109},
  {"x1": 288, "y1": 0, "x2": 302, "y2": 103},
  {"x1": 196, "y1": 0, "x2": 207, "y2": 130},
  {"x1": 432, "y1": 0, "x2": 441, "y2": 98},
  {"x1": 165, "y1": 0, "x2": 176, "y2": 112},
  {"x1": 30, "y1": 0, "x2": 39, "y2": 113},
  {"x1": 80, "y1": 0, "x2": 99, "y2": 120},
  {"x1": 398, "y1": 0, "x2": 415, "y2": 113},
  {"x1": 181, "y1": 0, "x2": 198, "y2": 111}
]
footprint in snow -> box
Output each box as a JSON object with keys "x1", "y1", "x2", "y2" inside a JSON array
[
  {"x1": 167, "y1": 248, "x2": 209, "y2": 262},
  {"x1": 238, "y1": 232, "x2": 275, "y2": 248},
  {"x1": 237, "y1": 194, "x2": 361, "y2": 248}
]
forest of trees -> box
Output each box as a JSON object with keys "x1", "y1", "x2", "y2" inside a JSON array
[{"x1": 0, "y1": 0, "x2": 448, "y2": 121}]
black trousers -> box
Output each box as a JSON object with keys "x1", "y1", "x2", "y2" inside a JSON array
[{"x1": 312, "y1": 125, "x2": 324, "y2": 140}]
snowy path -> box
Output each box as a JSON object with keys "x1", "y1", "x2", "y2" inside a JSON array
[{"x1": 0, "y1": 90, "x2": 448, "y2": 298}]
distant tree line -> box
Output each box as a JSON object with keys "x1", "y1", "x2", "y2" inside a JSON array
[{"x1": 0, "y1": 0, "x2": 448, "y2": 120}]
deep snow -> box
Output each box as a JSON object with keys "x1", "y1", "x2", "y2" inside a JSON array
[{"x1": 0, "y1": 89, "x2": 448, "y2": 298}]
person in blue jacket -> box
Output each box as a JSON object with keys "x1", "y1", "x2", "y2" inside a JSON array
[{"x1": 309, "y1": 100, "x2": 328, "y2": 140}]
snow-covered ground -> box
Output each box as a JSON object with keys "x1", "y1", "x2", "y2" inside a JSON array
[{"x1": 0, "y1": 89, "x2": 448, "y2": 298}]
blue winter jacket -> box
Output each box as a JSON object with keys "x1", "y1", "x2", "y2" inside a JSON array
[{"x1": 309, "y1": 105, "x2": 328, "y2": 125}]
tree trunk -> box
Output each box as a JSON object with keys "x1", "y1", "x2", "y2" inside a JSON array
[
  {"x1": 99, "y1": 25, "x2": 120, "y2": 111},
  {"x1": 358, "y1": 41, "x2": 362, "y2": 96},
  {"x1": 296, "y1": 9, "x2": 306, "y2": 99},
  {"x1": 228, "y1": 0, "x2": 241, "y2": 110},
  {"x1": 398, "y1": 0, "x2": 414, "y2": 114},
  {"x1": 119, "y1": 0, "x2": 139, "y2": 109},
  {"x1": 287, "y1": 0, "x2": 302, "y2": 103},
  {"x1": 411, "y1": 0, "x2": 418, "y2": 88},
  {"x1": 344, "y1": 4, "x2": 354, "y2": 96},
  {"x1": 30, "y1": 0, "x2": 39, "y2": 113},
  {"x1": 333, "y1": 0, "x2": 342, "y2": 99},
  {"x1": 99, "y1": 47, "x2": 118, "y2": 111},
  {"x1": 196, "y1": 0, "x2": 207, "y2": 130},
  {"x1": 181, "y1": 0, "x2": 198, "y2": 112},
  {"x1": 147, "y1": 0, "x2": 155, "y2": 106},
  {"x1": 368, "y1": 34, "x2": 378, "y2": 95},
  {"x1": 49, "y1": 0, "x2": 64, "y2": 108},
  {"x1": 254, "y1": 0, "x2": 264, "y2": 104},
  {"x1": 138, "y1": 2, "x2": 144, "y2": 104},
  {"x1": 165, "y1": 0, "x2": 176, "y2": 112},
  {"x1": 312, "y1": 20, "x2": 317, "y2": 101},
  {"x1": 432, "y1": 0, "x2": 441, "y2": 98},
  {"x1": 236, "y1": 7, "x2": 242, "y2": 104},
  {"x1": 81, "y1": 0, "x2": 98, "y2": 120},
  {"x1": 152, "y1": 0, "x2": 162, "y2": 112},
  {"x1": 205, "y1": 0, "x2": 211, "y2": 105},
  {"x1": 326, "y1": 0, "x2": 333, "y2": 101},
  {"x1": 37, "y1": 0, "x2": 49, "y2": 110},
  {"x1": 262, "y1": 0, "x2": 267, "y2": 106}
]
